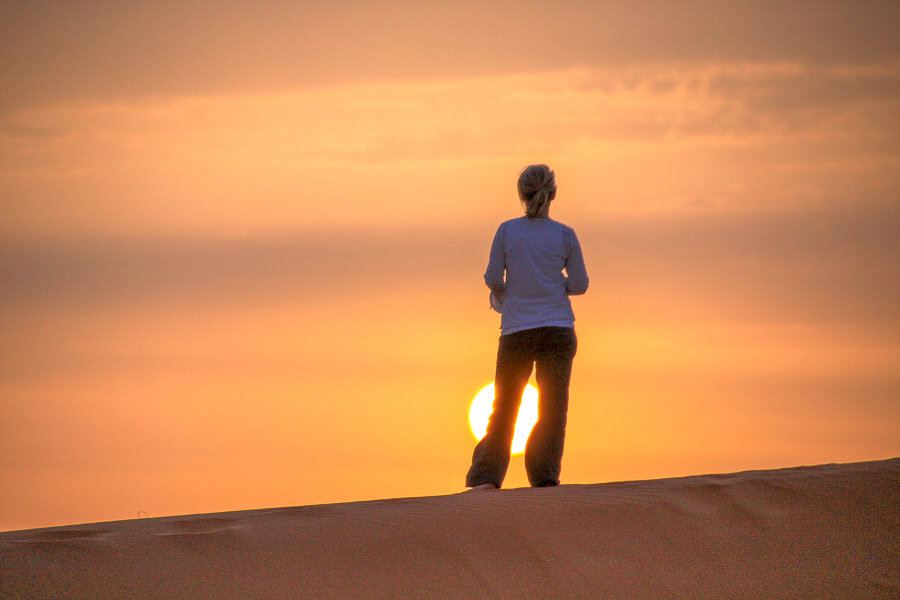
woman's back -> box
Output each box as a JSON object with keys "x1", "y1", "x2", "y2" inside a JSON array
[{"x1": 485, "y1": 216, "x2": 588, "y2": 335}]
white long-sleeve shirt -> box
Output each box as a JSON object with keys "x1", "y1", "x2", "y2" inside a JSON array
[{"x1": 485, "y1": 216, "x2": 589, "y2": 335}]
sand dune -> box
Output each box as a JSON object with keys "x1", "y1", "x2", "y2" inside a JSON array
[{"x1": 1, "y1": 458, "x2": 897, "y2": 599}]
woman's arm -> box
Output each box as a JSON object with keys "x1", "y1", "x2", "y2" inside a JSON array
[
  {"x1": 484, "y1": 224, "x2": 506, "y2": 295},
  {"x1": 564, "y1": 229, "x2": 589, "y2": 295},
  {"x1": 484, "y1": 224, "x2": 506, "y2": 312}
]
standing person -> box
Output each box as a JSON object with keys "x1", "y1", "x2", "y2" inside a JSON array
[{"x1": 466, "y1": 164, "x2": 589, "y2": 490}]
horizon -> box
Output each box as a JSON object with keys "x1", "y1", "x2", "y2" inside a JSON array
[{"x1": 2, "y1": 0, "x2": 899, "y2": 531}]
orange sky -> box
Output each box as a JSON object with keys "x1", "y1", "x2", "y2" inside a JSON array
[{"x1": 2, "y1": 1, "x2": 899, "y2": 531}]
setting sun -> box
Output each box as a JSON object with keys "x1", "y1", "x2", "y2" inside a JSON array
[{"x1": 469, "y1": 383, "x2": 539, "y2": 455}]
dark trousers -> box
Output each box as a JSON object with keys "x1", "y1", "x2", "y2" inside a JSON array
[{"x1": 466, "y1": 326, "x2": 577, "y2": 488}]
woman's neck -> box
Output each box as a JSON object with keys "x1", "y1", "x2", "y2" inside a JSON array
[{"x1": 530, "y1": 204, "x2": 551, "y2": 219}]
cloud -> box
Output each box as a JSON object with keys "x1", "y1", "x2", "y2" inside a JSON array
[
  {"x1": 0, "y1": 122, "x2": 67, "y2": 139},
  {"x1": 2, "y1": 201, "x2": 896, "y2": 326},
  {"x1": 0, "y1": 227, "x2": 485, "y2": 310},
  {"x1": 581, "y1": 202, "x2": 900, "y2": 325},
  {"x1": 1, "y1": 59, "x2": 898, "y2": 239},
  {"x1": 2, "y1": 1, "x2": 899, "y2": 111}
]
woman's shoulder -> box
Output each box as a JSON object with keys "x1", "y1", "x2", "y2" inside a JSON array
[
  {"x1": 495, "y1": 216, "x2": 527, "y2": 234},
  {"x1": 547, "y1": 220, "x2": 582, "y2": 249},
  {"x1": 499, "y1": 217, "x2": 578, "y2": 237},
  {"x1": 501, "y1": 216, "x2": 569, "y2": 226},
  {"x1": 546, "y1": 218, "x2": 578, "y2": 236},
  {"x1": 549, "y1": 217, "x2": 573, "y2": 228}
]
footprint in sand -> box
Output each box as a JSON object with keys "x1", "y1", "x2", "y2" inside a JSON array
[
  {"x1": 15, "y1": 529, "x2": 112, "y2": 544},
  {"x1": 263, "y1": 505, "x2": 331, "y2": 518},
  {"x1": 155, "y1": 517, "x2": 244, "y2": 537}
]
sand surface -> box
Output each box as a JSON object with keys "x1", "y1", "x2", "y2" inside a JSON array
[{"x1": 2, "y1": 458, "x2": 897, "y2": 599}]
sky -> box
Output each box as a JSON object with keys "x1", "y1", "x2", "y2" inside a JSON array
[{"x1": 2, "y1": 0, "x2": 899, "y2": 531}]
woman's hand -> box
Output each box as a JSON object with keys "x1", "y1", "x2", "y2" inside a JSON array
[{"x1": 489, "y1": 289, "x2": 504, "y2": 313}]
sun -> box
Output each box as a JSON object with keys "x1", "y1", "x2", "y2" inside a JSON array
[{"x1": 468, "y1": 383, "x2": 539, "y2": 455}]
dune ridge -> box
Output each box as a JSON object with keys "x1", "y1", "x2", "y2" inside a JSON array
[{"x1": 1, "y1": 458, "x2": 898, "y2": 599}]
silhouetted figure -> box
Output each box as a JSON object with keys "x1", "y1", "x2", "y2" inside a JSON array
[{"x1": 466, "y1": 165, "x2": 589, "y2": 489}]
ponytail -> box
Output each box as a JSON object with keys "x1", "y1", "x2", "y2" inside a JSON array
[{"x1": 517, "y1": 164, "x2": 557, "y2": 218}]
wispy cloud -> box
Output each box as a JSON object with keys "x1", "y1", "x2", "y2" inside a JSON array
[
  {"x1": 3, "y1": 201, "x2": 896, "y2": 321},
  {"x1": 2, "y1": 60, "x2": 898, "y2": 238}
]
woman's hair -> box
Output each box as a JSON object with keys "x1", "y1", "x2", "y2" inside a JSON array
[{"x1": 517, "y1": 164, "x2": 557, "y2": 218}]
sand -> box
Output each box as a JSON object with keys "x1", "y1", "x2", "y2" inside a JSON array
[{"x1": 1, "y1": 458, "x2": 897, "y2": 599}]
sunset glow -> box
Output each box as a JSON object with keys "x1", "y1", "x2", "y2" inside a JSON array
[{"x1": 1, "y1": 0, "x2": 898, "y2": 532}]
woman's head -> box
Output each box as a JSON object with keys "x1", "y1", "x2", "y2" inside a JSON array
[{"x1": 517, "y1": 164, "x2": 557, "y2": 218}]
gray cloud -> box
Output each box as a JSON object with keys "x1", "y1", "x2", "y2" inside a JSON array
[
  {"x1": 0, "y1": 122, "x2": 67, "y2": 139},
  {"x1": 580, "y1": 203, "x2": 900, "y2": 325},
  {"x1": 0, "y1": 227, "x2": 487, "y2": 310},
  {"x1": 2, "y1": 202, "x2": 897, "y2": 325}
]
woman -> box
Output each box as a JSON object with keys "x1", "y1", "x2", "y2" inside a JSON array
[{"x1": 466, "y1": 164, "x2": 589, "y2": 490}]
